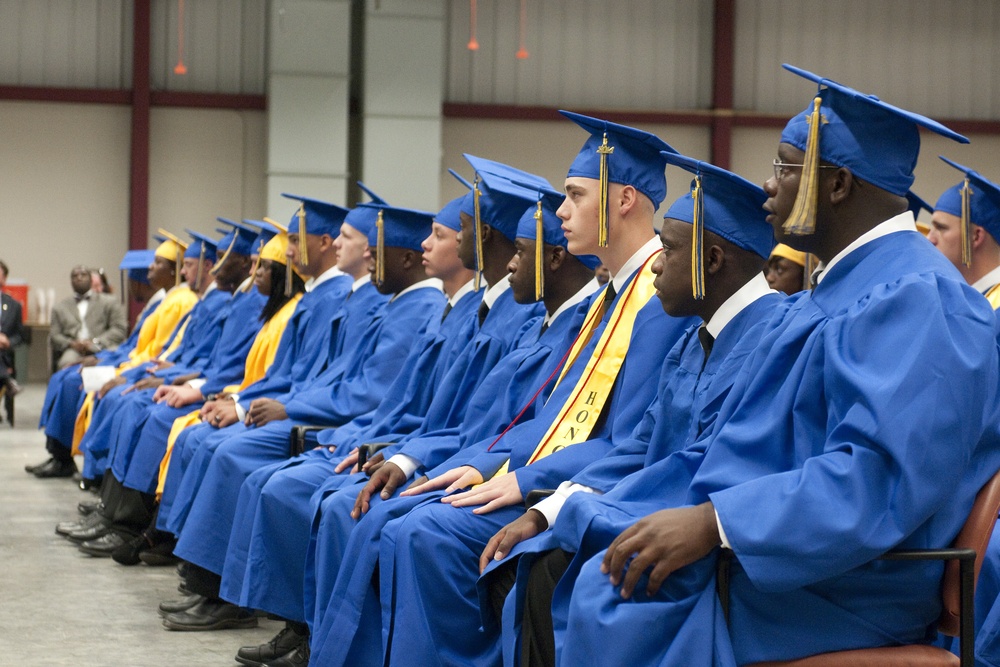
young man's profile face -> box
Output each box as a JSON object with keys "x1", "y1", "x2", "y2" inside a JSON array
[
  {"x1": 506, "y1": 238, "x2": 538, "y2": 305},
  {"x1": 650, "y1": 218, "x2": 696, "y2": 317},
  {"x1": 557, "y1": 177, "x2": 601, "y2": 256}
]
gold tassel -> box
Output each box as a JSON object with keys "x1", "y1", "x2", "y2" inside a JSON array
[
  {"x1": 961, "y1": 178, "x2": 973, "y2": 267},
  {"x1": 210, "y1": 234, "x2": 235, "y2": 276},
  {"x1": 534, "y1": 199, "x2": 544, "y2": 301},
  {"x1": 803, "y1": 253, "x2": 818, "y2": 290},
  {"x1": 376, "y1": 209, "x2": 386, "y2": 286},
  {"x1": 195, "y1": 242, "x2": 205, "y2": 292},
  {"x1": 691, "y1": 176, "x2": 705, "y2": 300},
  {"x1": 284, "y1": 254, "x2": 293, "y2": 296},
  {"x1": 297, "y1": 204, "x2": 308, "y2": 266},
  {"x1": 242, "y1": 254, "x2": 259, "y2": 293},
  {"x1": 473, "y1": 175, "x2": 485, "y2": 291},
  {"x1": 597, "y1": 131, "x2": 614, "y2": 248},
  {"x1": 783, "y1": 96, "x2": 825, "y2": 236}
]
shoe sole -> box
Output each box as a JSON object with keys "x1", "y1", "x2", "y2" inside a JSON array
[
  {"x1": 162, "y1": 616, "x2": 258, "y2": 631},
  {"x1": 139, "y1": 552, "x2": 180, "y2": 566},
  {"x1": 78, "y1": 545, "x2": 117, "y2": 557},
  {"x1": 234, "y1": 656, "x2": 267, "y2": 667}
]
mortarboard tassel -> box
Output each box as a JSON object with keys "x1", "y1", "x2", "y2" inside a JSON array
[
  {"x1": 210, "y1": 235, "x2": 235, "y2": 276},
  {"x1": 803, "y1": 252, "x2": 818, "y2": 291},
  {"x1": 195, "y1": 241, "x2": 205, "y2": 292},
  {"x1": 284, "y1": 253, "x2": 293, "y2": 297},
  {"x1": 783, "y1": 96, "x2": 824, "y2": 236},
  {"x1": 297, "y1": 205, "x2": 309, "y2": 266},
  {"x1": 961, "y1": 178, "x2": 973, "y2": 267},
  {"x1": 473, "y1": 175, "x2": 485, "y2": 291},
  {"x1": 375, "y1": 209, "x2": 386, "y2": 287},
  {"x1": 534, "y1": 199, "x2": 544, "y2": 301},
  {"x1": 691, "y1": 176, "x2": 705, "y2": 300},
  {"x1": 597, "y1": 131, "x2": 614, "y2": 248},
  {"x1": 242, "y1": 252, "x2": 259, "y2": 293}
]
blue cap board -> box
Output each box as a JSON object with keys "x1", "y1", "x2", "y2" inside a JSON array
[
  {"x1": 513, "y1": 184, "x2": 600, "y2": 271},
  {"x1": 661, "y1": 152, "x2": 775, "y2": 299},
  {"x1": 448, "y1": 168, "x2": 473, "y2": 190},
  {"x1": 365, "y1": 205, "x2": 435, "y2": 251},
  {"x1": 215, "y1": 218, "x2": 257, "y2": 257},
  {"x1": 906, "y1": 191, "x2": 933, "y2": 219},
  {"x1": 184, "y1": 230, "x2": 219, "y2": 261},
  {"x1": 357, "y1": 182, "x2": 389, "y2": 206},
  {"x1": 281, "y1": 193, "x2": 350, "y2": 238},
  {"x1": 461, "y1": 155, "x2": 549, "y2": 243},
  {"x1": 119, "y1": 249, "x2": 156, "y2": 271},
  {"x1": 938, "y1": 157, "x2": 1000, "y2": 245},
  {"x1": 781, "y1": 64, "x2": 968, "y2": 198},
  {"x1": 561, "y1": 110, "x2": 676, "y2": 209}
]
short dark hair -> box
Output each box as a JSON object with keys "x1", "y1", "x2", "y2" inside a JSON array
[{"x1": 0, "y1": 260, "x2": 8, "y2": 279}]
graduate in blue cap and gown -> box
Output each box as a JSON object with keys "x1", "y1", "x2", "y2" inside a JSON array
[
  {"x1": 160, "y1": 203, "x2": 444, "y2": 632},
  {"x1": 554, "y1": 64, "x2": 1000, "y2": 667},
  {"x1": 214, "y1": 187, "x2": 486, "y2": 663},
  {"x1": 479, "y1": 154, "x2": 783, "y2": 667},
  {"x1": 225, "y1": 173, "x2": 594, "y2": 666},
  {"x1": 154, "y1": 196, "x2": 360, "y2": 535},
  {"x1": 308, "y1": 112, "x2": 696, "y2": 667},
  {"x1": 927, "y1": 158, "x2": 1000, "y2": 308}
]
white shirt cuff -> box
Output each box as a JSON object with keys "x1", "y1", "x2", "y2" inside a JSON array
[
  {"x1": 533, "y1": 482, "x2": 594, "y2": 530},
  {"x1": 231, "y1": 395, "x2": 246, "y2": 422},
  {"x1": 388, "y1": 453, "x2": 420, "y2": 479},
  {"x1": 187, "y1": 378, "x2": 207, "y2": 391},
  {"x1": 715, "y1": 509, "x2": 731, "y2": 549}
]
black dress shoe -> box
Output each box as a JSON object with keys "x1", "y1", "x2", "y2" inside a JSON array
[
  {"x1": 138, "y1": 537, "x2": 179, "y2": 566},
  {"x1": 77, "y1": 499, "x2": 101, "y2": 516},
  {"x1": 111, "y1": 534, "x2": 148, "y2": 565},
  {"x1": 263, "y1": 642, "x2": 310, "y2": 667},
  {"x1": 236, "y1": 625, "x2": 307, "y2": 666},
  {"x1": 32, "y1": 457, "x2": 78, "y2": 479},
  {"x1": 161, "y1": 598, "x2": 257, "y2": 631},
  {"x1": 66, "y1": 521, "x2": 112, "y2": 543},
  {"x1": 78, "y1": 531, "x2": 126, "y2": 557},
  {"x1": 25, "y1": 458, "x2": 51, "y2": 473},
  {"x1": 56, "y1": 510, "x2": 108, "y2": 536},
  {"x1": 158, "y1": 593, "x2": 204, "y2": 617},
  {"x1": 79, "y1": 476, "x2": 101, "y2": 492}
]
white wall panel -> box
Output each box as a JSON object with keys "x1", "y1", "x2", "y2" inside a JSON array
[
  {"x1": 734, "y1": 0, "x2": 1000, "y2": 120},
  {"x1": 446, "y1": 0, "x2": 713, "y2": 111},
  {"x1": 0, "y1": 0, "x2": 131, "y2": 89}
]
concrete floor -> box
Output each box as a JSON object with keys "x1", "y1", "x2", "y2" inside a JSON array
[{"x1": 0, "y1": 383, "x2": 282, "y2": 666}]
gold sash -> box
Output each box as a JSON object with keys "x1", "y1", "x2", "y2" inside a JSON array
[
  {"x1": 985, "y1": 283, "x2": 1000, "y2": 310},
  {"x1": 492, "y1": 251, "x2": 660, "y2": 477}
]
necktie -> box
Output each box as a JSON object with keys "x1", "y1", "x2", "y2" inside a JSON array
[
  {"x1": 478, "y1": 301, "x2": 490, "y2": 327},
  {"x1": 441, "y1": 302, "x2": 453, "y2": 322},
  {"x1": 604, "y1": 282, "x2": 617, "y2": 305},
  {"x1": 697, "y1": 325, "x2": 715, "y2": 360}
]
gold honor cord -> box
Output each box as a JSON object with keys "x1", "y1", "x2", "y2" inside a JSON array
[
  {"x1": 375, "y1": 209, "x2": 386, "y2": 287},
  {"x1": 242, "y1": 253, "x2": 259, "y2": 293},
  {"x1": 284, "y1": 254, "x2": 294, "y2": 297},
  {"x1": 534, "y1": 200, "x2": 545, "y2": 301},
  {"x1": 691, "y1": 175, "x2": 706, "y2": 300},
  {"x1": 195, "y1": 243, "x2": 205, "y2": 293},
  {"x1": 597, "y1": 132, "x2": 614, "y2": 248},
  {"x1": 961, "y1": 179, "x2": 973, "y2": 267},
  {"x1": 783, "y1": 96, "x2": 825, "y2": 236},
  {"x1": 473, "y1": 176, "x2": 485, "y2": 291},
  {"x1": 297, "y1": 205, "x2": 308, "y2": 266},
  {"x1": 490, "y1": 251, "x2": 661, "y2": 478}
]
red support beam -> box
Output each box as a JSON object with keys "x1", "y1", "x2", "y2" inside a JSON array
[
  {"x1": 710, "y1": 0, "x2": 736, "y2": 168},
  {"x1": 0, "y1": 86, "x2": 130, "y2": 105},
  {"x1": 149, "y1": 91, "x2": 266, "y2": 110},
  {"x1": 129, "y1": 0, "x2": 151, "y2": 324},
  {"x1": 443, "y1": 102, "x2": 713, "y2": 126}
]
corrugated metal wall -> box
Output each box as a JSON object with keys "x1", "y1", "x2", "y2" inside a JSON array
[
  {"x1": 444, "y1": 0, "x2": 714, "y2": 110},
  {"x1": 733, "y1": 0, "x2": 1000, "y2": 120}
]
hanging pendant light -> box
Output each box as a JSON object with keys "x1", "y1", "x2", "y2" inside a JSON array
[{"x1": 173, "y1": 0, "x2": 188, "y2": 75}]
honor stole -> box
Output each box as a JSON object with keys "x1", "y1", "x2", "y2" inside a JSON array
[{"x1": 491, "y1": 250, "x2": 660, "y2": 478}]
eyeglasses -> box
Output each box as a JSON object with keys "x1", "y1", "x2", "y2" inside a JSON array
[{"x1": 772, "y1": 158, "x2": 839, "y2": 181}]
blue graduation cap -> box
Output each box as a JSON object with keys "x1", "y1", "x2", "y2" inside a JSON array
[
  {"x1": 905, "y1": 190, "x2": 933, "y2": 234},
  {"x1": 435, "y1": 196, "x2": 466, "y2": 233},
  {"x1": 281, "y1": 193, "x2": 351, "y2": 267},
  {"x1": 448, "y1": 168, "x2": 473, "y2": 190},
  {"x1": 357, "y1": 181, "x2": 389, "y2": 206},
  {"x1": 367, "y1": 205, "x2": 435, "y2": 286},
  {"x1": 184, "y1": 230, "x2": 219, "y2": 262},
  {"x1": 211, "y1": 218, "x2": 258, "y2": 277},
  {"x1": 461, "y1": 155, "x2": 550, "y2": 289},
  {"x1": 661, "y1": 152, "x2": 774, "y2": 300},
  {"x1": 513, "y1": 183, "x2": 599, "y2": 300},
  {"x1": 938, "y1": 157, "x2": 1000, "y2": 264},
  {"x1": 241, "y1": 219, "x2": 279, "y2": 256},
  {"x1": 343, "y1": 203, "x2": 381, "y2": 239},
  {"x1": 779, "y1": 64, "x2": 968, "y2": 236},
  {"x1": 562, "y1": 110, "x2": 678, "y2": 247},
  {"x1": 119, "y1": 249, "x2": 155, "y2": 285}
]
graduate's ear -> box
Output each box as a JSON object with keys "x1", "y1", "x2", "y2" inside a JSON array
[
  {"x1": 400, "y1": 248, "x2": 419, "y2": 270},
  {"x1": 548, "y1": 245, "x2": 567, "y2": 272},
  {"x1": 617, "y1": 184, "x2": 639, "y2": 217},
  {"x1": 704, "y1": 244, "x2": 726, "y2": 277},
  {"x1": 971, "y1": 225, "x2": 989, "y2": 250},
  {"x1": 480, "y1": 223, "x2": 495, "y2": 246},
  {"x1": 827, "y1": 167, "x2": 854, "y2": 206}
]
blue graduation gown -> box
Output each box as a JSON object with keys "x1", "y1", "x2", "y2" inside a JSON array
[
  {"x1": 169, "y1": 285, "x2": 445, "y2": 577},
  {"x1": 490, "y1": 291, "x2": 783, "y2": 667},
  {"x1": 558, "y1": 231, "x2": 1000, "y2": 667},
  {"x1": 154, "y1": 276, "x2": 358, "y2": 531},
  {"x1": 220, "y1": 294, "x2": 575, "y2": 629},
  {"x1": 309, "y1": 277, "x2": 696, "y2": 667},
  {"x1": 109, "y1": 288, "x2": 267, "y2": 493}
]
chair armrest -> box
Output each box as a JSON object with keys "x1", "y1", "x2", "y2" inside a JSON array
[
  {"x1": 289, "y1": 425, "x2": 334, "y2": 457},
  {"x1": 358, "y1": 442, "x2": 394, "y2": 470},
  {"x1": 525, "y1": 489, "x2": 556, "y2": 510}
]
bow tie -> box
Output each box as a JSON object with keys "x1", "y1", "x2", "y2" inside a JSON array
[{"x1": 75, "y1": 294, "x2": 89, "y2": 303}]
